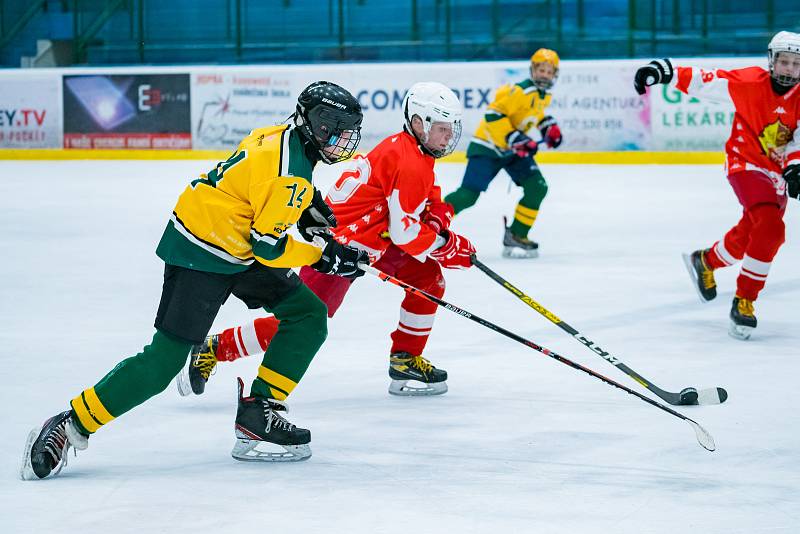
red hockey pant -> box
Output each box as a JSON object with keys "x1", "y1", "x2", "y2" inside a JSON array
[
  {"x1": 215, "y1": 244, "x2": 445, "y2": 361},
  {"x1": 705, "y1": 170, "x2": 787, "y2": 301}
]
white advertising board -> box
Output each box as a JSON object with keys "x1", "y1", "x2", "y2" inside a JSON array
[
  {"x1": 189, "y1": 57, "x2": 760, "y2": 153},
  {"x1": 0, "y1": 57, "x2": 766, "y2": 153},
  {"x1": 647, "y1": 58, "x2": 756, "y2": 151},
  {"x1": 0, "y1": 73, "x2": 62, "y2": 148},
  {"x1": 190, "y1": 63, "x2": 497, "y2": 152}
]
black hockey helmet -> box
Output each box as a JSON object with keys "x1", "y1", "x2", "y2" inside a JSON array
[{"x1": 295, "y1": 81, "x2": 363, "y2": 164}]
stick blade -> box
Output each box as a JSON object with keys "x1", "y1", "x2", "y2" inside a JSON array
[
  {"x1": 677, "y1": 387, "x2": 698, "y2": 405},
  {"x1": 687, "y1": 419, "x2": 716, "y2": 451},
  {"x1": 697, "y1": 387, "x2": 728, "y2": 405}
]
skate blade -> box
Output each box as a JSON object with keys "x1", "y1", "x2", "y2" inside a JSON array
[
  {"x1": 231, "y1": 431, "x2": 311, "y2": 462},
  {"x1": 681, "y1": 252, "x2": 713, "y2": 303},
  {"x1": 174, "y1": 364, "x2": 193, "y2": 397},
  {"x1": 728, "y1": 321, "x2": 754, "y2": 341},
  {"x1": 502, "y1": 247, "x2": 538, "y2": 259},
  {"x1": 389, "y1": 379, "x2": 448, "y2": 396},
  {"x1": 19, "y1": 427, "x2": 40, "y2": 481}
]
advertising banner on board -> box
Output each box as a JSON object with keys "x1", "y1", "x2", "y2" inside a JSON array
[{"x1": 63, "y1": 73, "x2": 191, "y2": 149}]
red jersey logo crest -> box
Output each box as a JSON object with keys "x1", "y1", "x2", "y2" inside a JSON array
[{"x1": 757, "y1": 119, "x2": 792, "y2": 164}]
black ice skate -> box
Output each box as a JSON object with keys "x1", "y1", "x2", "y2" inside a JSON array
[
  {"x1": 502, "y1": 217, "x2": 539, "y2": 258},
  {"x1": 682, "y1": 249, "x2": 717, "y2": 302},
  {"x1": 231, "y1": 377, "x2": 311, "y2": 462},
  {"x1": 729, "y1": 297, "x2": 757, "y2": 341},
  {"x1": 20, "y1": 410, "x2": 88, "y2": 480},
  {"x1": 388, "y1": 352, "x2": 448, "y2": 396},
  {"x1": 175, "y1": 335, "x2": 219, "y2": 396}
]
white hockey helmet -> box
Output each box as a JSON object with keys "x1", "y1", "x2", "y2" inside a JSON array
[
  {"x1": 402, "y1": 81, "x2": 463, "y2": 158},
  {"x1": 768, "y1": 31, "x2": 800, "y2": 87}
]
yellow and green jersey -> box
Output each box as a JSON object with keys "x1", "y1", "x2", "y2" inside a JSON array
[
  {"x1": 467, "y1": 78, "x2": 552, "y2": 159},
  {"x1": 156, "y1": 125, "x2": 323, "y2": 274}
]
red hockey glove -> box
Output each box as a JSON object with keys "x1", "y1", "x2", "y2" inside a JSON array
[
  {"x1": 784, "y1": 164, "x2": 800, "y2": 200},
  {"x1": 430, "y1": 231, "x2": 475, "y2": 270},
  {"x1": 506, "y1": 130, "x2": 539, "y2": 158},
  {"x1": 422, "y1": 201, "x2": 455, "y2": 234},
  {"x1": 538, "y1": 116, "x2": 562, "y2": 149}
]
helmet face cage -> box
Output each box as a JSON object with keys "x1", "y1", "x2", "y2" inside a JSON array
[
  {"x1": 768, "y1": 32, "x2": 800, "y2": 87},
  {"x1": 305, "y1": 105, "x2": 362, "y2": 164},
  {"x1": 530, "y1": 48, "x2": 560, "y2": 91},
  {"x1": 769, "y1": 50, "x2": 800, "y2": 87},
  {"x1": 403, "y1": 82, "x2": 463, "y2": 159},
  {"x1": 296, "y1": 81, "x2": 363, "y2": 164},
  {"x1": 417, "y1": 116, "x2": 462, "y2": 158},
  {"x1": 530, "y1": 62, "x2": 559, "y2": 90}
]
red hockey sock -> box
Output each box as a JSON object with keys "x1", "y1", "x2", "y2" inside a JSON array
[
  {"x1": 734, "y1": 204, "x2": 785, "y2": 301},
  {"x1": 703, "y1": 246, "x2": 727, "y2": 270},
  {"x1": 216, "y1": 317, "x2": 280, "y2": 362}
]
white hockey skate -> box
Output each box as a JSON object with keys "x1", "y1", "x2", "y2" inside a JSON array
[
  {"x1": 231, "y1": 378, "x2": 311, "y2": 462},
  {"x1": 388, "y1": 353, "x2": 448, "y2": 396}
]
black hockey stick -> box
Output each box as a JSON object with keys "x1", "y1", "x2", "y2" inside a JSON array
[
  {"x1": 471, "y1": 256, "x2": 728, "y2": 406},
  {"x1": 363, "y1": 265, "x2": 715, "y2": 452}
]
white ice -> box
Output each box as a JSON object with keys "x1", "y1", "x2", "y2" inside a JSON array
[{"x1": 1, "y1": 159, "x2": 798, "y2": 533}]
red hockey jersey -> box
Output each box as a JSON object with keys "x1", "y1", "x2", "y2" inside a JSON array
[
  {"x1": 673, "y1": 66, "x2": 800, "y2": 184},
  {"x1": 325, "y1": 130, "x2": 443, "y2": 261}
]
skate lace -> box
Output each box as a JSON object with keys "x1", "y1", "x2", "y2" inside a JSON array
[
  {"x1": 737, "y1": 298, "x2": 755, "y2": 317},
  {"x1": 410, "y1": 356, "x2": 433, "y2": 374},
  {"x1": 192, "y1": 352, "x2": 218, "y2": 380},
  {"x1": 699, "y1": 252, "x2": 716, "y2": 290},
  {"x1": 264, "y1": 401, "x2": 294, "y2": 432},
  {"x1": 44, "y1": 421, "x2": 70, "y2": 471},
  {"x1": 701, "y1": 269, "x2": 715, "y2": 290}
]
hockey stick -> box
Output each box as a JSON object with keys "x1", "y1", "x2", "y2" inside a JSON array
[
  {"x1": 363, "y1": 264, "x2": 716, "y2": 452},
  {"x1": 470, "y1": 256, "x2": 729, "y2": 406}
]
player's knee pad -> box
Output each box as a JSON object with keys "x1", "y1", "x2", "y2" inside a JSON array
[
  {"x1": 301, "y1": 298, "x2": 329, "y2": 345},
  {"x1": 143, "y1": 331, "x2": 195, "y2": 392},
  {"x1": 750, "y1": 203, "x2": 786, "y2": 253},
  {"x1": 424, "y1": 269, "x2": 446, "y2": 298},
  {"x1": 520, "y1": 175, "x2": 548, "y2": 209}
]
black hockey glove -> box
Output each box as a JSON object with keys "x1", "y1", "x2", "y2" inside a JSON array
[
  {"x1": 537, "y1": 115, "x2": 562, "y2": 149},
  {"x1": 634, "y1": 58, "x2": 674, "y2": 95},
  {"x1": 297, "y1": 188, "x2": 337, "y2": 242},
  {"x1": 506, "y1": 130, "x2": 539, "y2": 158},
  {"x1": 784, "y1": 164, "x2": 800, "y2": 200},
  {"x1": 312, "y1": 234, "x2": 369, "y2": 279}
]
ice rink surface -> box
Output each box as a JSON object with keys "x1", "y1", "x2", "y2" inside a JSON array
[{"x1": 1, "y1": 159, "x2": 798, "y2": 533}]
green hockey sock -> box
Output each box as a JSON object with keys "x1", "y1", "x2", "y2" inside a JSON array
[
  {"x1": 250, "y1": 284, "x2": 328, "y2": 400},
  {"x1": 444, "y1": 187, "x2": 481, "y2": 215},
  {"x1": 70, "y1": 330, "x2": 192, "y2": 433},
  {"x1": 510, "y1": 173, "x2": 548, "y2": 237}
]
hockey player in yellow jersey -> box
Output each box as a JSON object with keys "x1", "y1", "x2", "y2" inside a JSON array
[
  {"x1": 21, "y1": 81, "x2": 369, "y2": 480},
  {"x1": 444, "y1": 48, "x2": 563, "y2": 258}
]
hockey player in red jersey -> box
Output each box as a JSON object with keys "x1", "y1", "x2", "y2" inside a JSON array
[
  {"x1": 175, "y1": 81, "x2": 476, "y2": 396},
  {"x1": 634, "y1": 31, "x2": 800, "y2": 340}
]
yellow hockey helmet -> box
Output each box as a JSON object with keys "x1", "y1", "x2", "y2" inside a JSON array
[
  {"x1": 531, "y1": 48, "x2": 560, "y2": 68},
  {"x1": 530, "y1": 48, "x2": 560, "y2": 90}
]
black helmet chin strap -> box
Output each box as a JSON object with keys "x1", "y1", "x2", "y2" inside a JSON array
[{"x1": 291, "y1": 113, "x2": 323, "y2": 164}]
